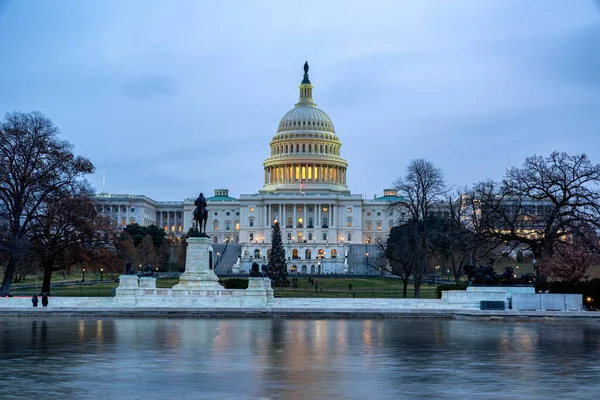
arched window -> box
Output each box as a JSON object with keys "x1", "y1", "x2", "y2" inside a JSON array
[
  {"x1": 254, "y1": 249, "x2": 260, "y2": 259},
  {"x1": 320, "y1": 144, "x2": 323, "y2": 153},
  {"x1": 318, "y1": 249, "x2": 325, "y2": 258},
  {"x1": 290, "y1": 265, "x2": 298, "y2": 273},
  {"x1": 309, "y1": 144, "x2": 312, "y2": 152},
  {"x1": 292, "y1": 249, "x2": 299, "y2": 259},
  {"x1": 296, "y1": 144, "x2": 299, "y2": 152},
  {"x1": 308, "y1": 217, "x2": 313, "y2": 228},
  {"x1": 287, "y1": 217, "x2": 292, "y2": 228},
  {"x1": 213, "y1": 220, "x2": 219, "y2": 230},
  {"x1": 366, "y1": 221, "x2": 372, "y2": 231},
  {"x1": 347, "y1": 217, "x2": 352, "y2": 227},
  {"x1": 302, "y1": 144, "x2": 306, "y2": 152},
  {"x1": 305, "y1": 249, "x2": 311, "y2": 259},
  {"x1": 331, "y1": 249, "x2": 337, "y2": 259},
  {"x1": 285, "y1": 144, "x2": 288, "y2": 153}
]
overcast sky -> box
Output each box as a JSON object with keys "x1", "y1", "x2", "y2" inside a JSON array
[{"x1": 1, "y1": 0, "x2": 599, "y2": 201}]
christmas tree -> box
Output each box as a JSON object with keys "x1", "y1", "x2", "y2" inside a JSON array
[{"x1": 266, "y1": 221, "x2": 289, "y2": 286}]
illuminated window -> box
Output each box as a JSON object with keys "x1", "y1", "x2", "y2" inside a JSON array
[
  {"x1": 235, "y1": 221, "x2": 240, "y2": 230},
  {"x1": 214, "y1": 220, "x2": 219, "y2": 230},
  {"x1": 292, "y1": 249, "x2": 299, "y2": 259},
  {"x1": 377, "y1": 222, "x2": 382, "y2": 231},
  {"x1": 367, "y1": 212, "x2": 371, "y2": 216},
  {"x1": 366, "y1": 221, "x2": 372, "y2": 231},
  {"x1": 308, "y1": 167, "x2": 312, "y2": 180},
  {"x1": 178, "y1": 225, "x2": 182, "y2": 232},
  {"x1": 171, "y1": 225, "x2": 175, "y2": 232},
  {"x1": 250, "y1": 207, "x2": 255, "y2": 212},
  {"x1": 301, "y1": 166, "x2": 306, "y2": 180},
  {"x1": 164, "y1": 225, "x2": 168, "y2": 232},
  {"x1": 129, "y1": 218, "x2": 135, "y2": 224},
  {"x1": 331, "y1": 249, "x2": 337, "y2": 259},
  {"x1": 347, "y1": 218, "x2": 352, "y2": 227},
  {"x1": 347, "y1": 207, "x2": 352, "y2": 212},
  {"x1": 322, "y1": 206, "x2": 328, "y2": 212},
  {"x1": 295, "y1": 166, "x2": 299, "y2": 180},
  {"x1": 366, "y1": 236, "x2": 372, "y2": 244},
  {"x1": 297, "y1": 217, "x2": 303, "y2": 228}
]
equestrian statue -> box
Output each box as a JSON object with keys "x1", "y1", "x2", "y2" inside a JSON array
[{"x1": 193, "y1": 192, "x2": 209, "y2": 237}]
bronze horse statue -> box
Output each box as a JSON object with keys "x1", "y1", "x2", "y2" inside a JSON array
[{"x1": 193, "y1": 193, "x2": 208, "y2": 236}]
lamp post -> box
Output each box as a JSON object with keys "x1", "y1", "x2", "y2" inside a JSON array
[
  {"x1": 435, "y1": 266, "x2": 440, "y2": 284},
  {"x1": 447, "y1": 269, "x2": 451, "y2": 282},
  {"x1": 532, "y1": 258, "x2": 538, "y2": 278},
  {"x1": 100, "y1": 268, "x2": 103, "y2": 282},
  {"x1": 82, "y1": 268, "x2": 86, "y2": 282}
]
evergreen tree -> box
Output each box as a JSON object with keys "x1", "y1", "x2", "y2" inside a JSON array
[{"x1": 266, "y1": 222, "x2": 288, "y2": 286}]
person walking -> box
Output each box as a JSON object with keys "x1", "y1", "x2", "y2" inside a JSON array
[
  {"x1": 41, "y1": 294, "x2": 48, "y2": 308},
  {"x1": 31, "y1": 294, "x2": 38, "y2": 307}
]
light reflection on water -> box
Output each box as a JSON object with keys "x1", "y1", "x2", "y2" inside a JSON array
[{"x1": 1, "y1": 318, "x2": 599, "y2": 399}]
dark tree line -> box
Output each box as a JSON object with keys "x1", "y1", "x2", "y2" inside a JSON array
[{"x1": 382, "y1": 153, "x2": 600, "y2": 297}]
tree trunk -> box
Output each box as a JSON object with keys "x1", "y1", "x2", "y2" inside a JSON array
[
  {"x1": 413, "y1": 278, "x2": 421, "y2": 298},
  {"x1": 41, "y1": 261, "x2": 54, "y2": 294},
  {"x1": 1, "y1": 256, "x2": 17, "y2": 295},
  {"x1": 402, "y1": 279, "x2": 408, "y2": 298}
]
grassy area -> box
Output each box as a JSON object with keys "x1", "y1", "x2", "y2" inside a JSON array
[{"x1": 8, "y1": 277, "x2": 439, "y2": 298}]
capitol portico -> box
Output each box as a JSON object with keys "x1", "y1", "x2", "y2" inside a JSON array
[{"x1": 95, "y1": 63, "x2": 403, "y2": 274}]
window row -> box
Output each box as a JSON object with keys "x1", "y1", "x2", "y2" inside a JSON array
[{"x1": 272, "y1": 143, "x2": 340, "y2": 156}]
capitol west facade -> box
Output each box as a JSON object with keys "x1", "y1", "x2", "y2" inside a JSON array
[{"x1": 95, "y1": 65, "x2": 402, "y2": 274}]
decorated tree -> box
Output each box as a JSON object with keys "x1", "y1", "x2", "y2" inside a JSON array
[{"x1": 266, "y1": 222, "x2": 288, "y2": 286}]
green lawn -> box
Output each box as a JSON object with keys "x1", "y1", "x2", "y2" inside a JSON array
[{"x1": 9, "y1": 277, "x2": 438, "y2": 298}]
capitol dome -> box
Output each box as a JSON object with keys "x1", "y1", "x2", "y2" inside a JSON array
[
  {"x1": 261, "y1": 63, "x2": 349, "y2": 194},
  {"x1": 277, "y1": 105, "x2": 335, "y2": 134}
]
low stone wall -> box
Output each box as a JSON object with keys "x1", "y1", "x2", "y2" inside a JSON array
[
  {"x1": 512, "y1": 293, "x2": 582, "y2": 311},
  {"x1": 114, "y1": 275, "x2": 274, "y2": 307}
]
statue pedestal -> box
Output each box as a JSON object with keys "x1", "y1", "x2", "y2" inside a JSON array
[
  {"x1": 114, "y1": 275, "x2": 139, "y2": 305},
  {"x1": 173, "y1": 237, "x2": 224, "y2": 291},
  {"x1": 243, "y1": 277, "x2": 274, "y2": 306}
]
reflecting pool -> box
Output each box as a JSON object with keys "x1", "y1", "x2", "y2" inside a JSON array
[{"x1": 1, "y1": 318, "x2": 599, "y2": 399}]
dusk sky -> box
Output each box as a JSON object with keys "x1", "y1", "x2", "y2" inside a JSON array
[{"x1": 1, "y1": 1, "x2": 599, "y2": 201}]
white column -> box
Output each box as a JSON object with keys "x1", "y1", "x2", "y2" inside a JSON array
[
  {"x1": 303, "y1": 203, "x2": 307, "y2": 229},
  {"x1": 293, "y1": 203, "x2": 297, "y2": 228},
  {"x1": 317, "y1": 203, "x2": 320, "y2": 227}
]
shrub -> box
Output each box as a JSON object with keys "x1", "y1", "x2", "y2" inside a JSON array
[{"x1": 435, "y1": 283, "x2": 468, "y2": 299}]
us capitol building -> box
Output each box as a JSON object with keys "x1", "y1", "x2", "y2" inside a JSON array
[{"x1": 95, "y1": 64, "x2": 402, "y2": 274}]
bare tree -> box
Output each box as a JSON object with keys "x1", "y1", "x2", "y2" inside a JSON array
[
  {"x1": 0, "y1": 111, "x2": 93, "y2": 294},
  {"x1": 473, "y1": 152, "x2": 600, "y2": 276},
  {"x1": 389, "y1": 159, "x2": 446, "y2": 297}
]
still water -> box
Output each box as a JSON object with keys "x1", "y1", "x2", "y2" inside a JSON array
[{"x1": 1, "y1": 317, "x2": 599, "y2": 399}]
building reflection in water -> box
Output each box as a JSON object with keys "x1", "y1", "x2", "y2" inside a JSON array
[{"x1": 3, "y1": 317, "x2": 600, "y2": 399}]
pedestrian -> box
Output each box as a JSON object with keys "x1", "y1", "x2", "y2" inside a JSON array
[
  {"x1": 41, "y1": 294, "x2": 48, "y2": 308},
  {"x1": 31, "y1": 294, "x2": 38, "y2": 307}
]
